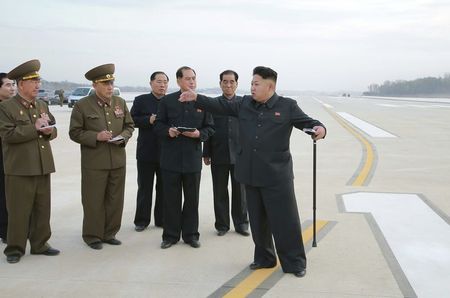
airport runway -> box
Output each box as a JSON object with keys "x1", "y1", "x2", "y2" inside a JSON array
[{"x1": 0, "y1": 95, "x2": 449, "y2": 297}]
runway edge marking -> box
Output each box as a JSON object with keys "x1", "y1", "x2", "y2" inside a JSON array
[
  {"x1": 208, "y1": 220, "x2": 334, "y2": 298},
  {"x1": 313, "y1": 96, "x2": 377, "y2": 186}
]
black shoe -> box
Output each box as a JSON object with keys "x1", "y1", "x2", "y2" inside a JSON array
[
  {"x1": 236, "y1": 230, "x2": 250, "y2": 236},
  {"x1": 103, "y1": 238, "x2": 122, "y2": 245},
  {"x1": 161, "y1": 240, "x2": 174, "y2": 249},
  {"x1": 293, "y1": 269, "x2": 306, "y2": 278},
  {"x1": 31, "y1": 247, "x2": 60, "y2": 256},
  {"x1": 188, "y1": 240, "x2": 201, "y2": 248},
  {"x1": 217, "y1": 230, "x2": 227, "y2": 236},
  {"x1": 88, "y1": 241, "x2": 103, "y2": 250},
  {"x1": 6, "y1": 254, "x2": 21, "y2": 264},
  {"x1": 249, "y1": 262, "x2": 277, "y2": 270},
  {"x1": 135, "y1": 225, "x2": 146, "y2": 232}
]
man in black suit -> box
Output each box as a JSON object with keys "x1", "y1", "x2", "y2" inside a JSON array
[
  {"x1": 203, "y1": 70, "x2": 249, "y2": 237},
  {"x1": 0, "y1": 73, "x2": 16, "y2": 244},
  {"x1": 131, "y1": 71, "x2": 169, "y2": 231},
  {"x1": 154, "y1": 66, "x2": 215, "y2": 249},
  {"x1": 179, "y1": 66, "x2": 326, "y2": 277}
]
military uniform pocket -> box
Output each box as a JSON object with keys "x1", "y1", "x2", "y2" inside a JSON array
[
  {"x1": 87, "y1": 114, "x2": 99, "y2": 120},
  {"x1": 16, "y1": 119, "x2": 31, "y2": 125}
]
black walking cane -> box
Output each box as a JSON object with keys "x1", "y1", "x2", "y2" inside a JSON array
[{"x1": 303, "y1": 128, "x2": 317, "y2": 247}]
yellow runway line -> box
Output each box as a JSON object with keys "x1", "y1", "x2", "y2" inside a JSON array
[
  {"x1": 223, "y1": 220, "x2": 329, "y2": 298},
  {"x1": 326, "y1": 109, "x2": 375, "y2": 186}
]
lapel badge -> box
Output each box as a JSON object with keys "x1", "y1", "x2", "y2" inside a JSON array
[{"x1": 274, "y1": 112, "x2": 281, "y2": 116}]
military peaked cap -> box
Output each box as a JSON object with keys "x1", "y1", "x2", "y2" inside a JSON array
[
  {"x1": 7, "y1": 59, "x2": 41, "y2": 81},
  {"x1": 85, "y1": 63, "x2": 115, "y2": 83}
]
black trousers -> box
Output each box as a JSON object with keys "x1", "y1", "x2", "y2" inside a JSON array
[
  {"x1": 211, "y1": 164, "x2": 248, "y2": 232},
  {"x1": 245, "y1": 179, "x2": 306, "y2": 273},
  {"x1": 161, "y1": 170, "x2": 200, "y2": 243},
  {"x1": 0, "y1": 170, "x2": 7, "y2": 240},
  {"x1": 134, "y1": 161, "x2": 164, "y2": 227}
]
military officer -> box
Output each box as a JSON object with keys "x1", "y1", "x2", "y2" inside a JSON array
[
  {"x1": 154, "y1": 66, "x2": 215, "y2": 249},
  {"x1": 179, "y1": 66, "x2": 326, "y2": 278},
  {"x1": 202, "y1": 70, "x2": 249, "y2": 237},
  {"x1": 69, "y1": 64, "x2": 134, "y2": 250},
  {"x1": 0, "y1": 72, "x2": 16, "y2": 244},
  {"x1": 0, "y1": 60, "x2": 60, "y2": 263},
  {"x1": 57, "y1": 89, "x2": 65, "y2": 107}
]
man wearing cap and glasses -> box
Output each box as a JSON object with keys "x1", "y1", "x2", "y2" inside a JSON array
[
  {"x1": 69, "y1": 63, "x2": 134, "y2": 250},
  {"x1": 0, "y1": 60, "x2": 60, "y2": 264}
]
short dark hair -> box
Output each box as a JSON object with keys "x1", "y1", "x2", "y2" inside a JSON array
[
  {"x1": 253, "y1": 66, "x2": 277, "y2": 83},
  {"x1": 220, "y1": 70, "x2": 239, "y2": 82},
  {"x1": 150, "y1": 71, "x2": 169, "y2": 82},
  {"x1": 0, "y1": 73, "x2": 7, "y2": 87},
  {"x1": 176, "y1": 66, "x2": 196, "y2": 79}
]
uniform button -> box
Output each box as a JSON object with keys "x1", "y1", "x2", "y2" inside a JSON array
[
  {"x1": 33, "y1": 114, "x2": 37, "y2": 118},
  {"x1": 41, "y1": 145, "x2": 45, "y2": 149},
  {"x1": 106, "y1": 113, "x2": 109, "y2": 115},
  {"x1": 253, "y1": 149, "x2": 257, "y2": 152},
  {"x1": 108, "y1": 121, "x2": 111, "y2": 124},
  {"x1": 255, "y1": 136, "x2": 258, "y2": 139},
  {"x1": 39, "y1": 135, "x2": 43, "y2": 138},
  {"x1": 258, "y1": 124, "x2": 262, "y2": 127},
  {"x1": 260, "y1": 112, "x2": 263, "y2": 116}
]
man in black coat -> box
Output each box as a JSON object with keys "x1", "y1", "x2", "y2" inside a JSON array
[
  {"x1": 179, "y1": 66, "x2": 326, "y2": 277},
  {"x1": 203, "y1": 70, "x2": 249, "y2": 237},
  {"x1": 0, "y1": 73, "x2": 16, "y2": 244},
  {"x1": 131, "y1": 71, "x2": 169, "y2": 231},
  {"x1": 154, "y1": 66, "x2": 215, "y2": 249}
]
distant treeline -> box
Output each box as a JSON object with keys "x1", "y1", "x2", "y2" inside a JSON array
[{"x1": 363, "y1": 74, "x2": 450, "y2": 97}]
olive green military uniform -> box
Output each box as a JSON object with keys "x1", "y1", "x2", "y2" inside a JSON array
[
  {"x1": 0, "y1": 60, "x2": 57, "y2": 258},
  {"x1": 57, "y1": 89, "x2": 64, "y2": 107},
  {"x1": 69, "y1": 64, "x2": 134, "y2": 245}
]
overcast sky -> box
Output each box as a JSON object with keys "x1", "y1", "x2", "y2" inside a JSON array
[{"x1": 1, "y1": 0, "x2": 449, "y2": 92}]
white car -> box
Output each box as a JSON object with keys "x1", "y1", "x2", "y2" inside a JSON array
[{"x1": 68, "y1": 87, "x2": 121, "y2": 108}]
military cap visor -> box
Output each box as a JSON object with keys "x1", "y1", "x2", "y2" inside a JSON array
[
  {"x1": 7, "y1": 59, "x2": 41, "y2": 81},
  {"x1": 85, "y1": 63, "x2": 115, "y2": 83}
]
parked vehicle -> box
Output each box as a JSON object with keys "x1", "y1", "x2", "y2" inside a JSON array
[
  {"x1": 37, "y1": 89, "x2": 50, "y2": 104},
  {"x1": 68, "y1": 87, "x2": 121, "y2": 107},
  {"x1": 68, "y1": 87, "x2": 92, "y2": 108}
]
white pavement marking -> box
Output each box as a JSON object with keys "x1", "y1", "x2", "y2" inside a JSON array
[
  {"x1": 408, "y1": 104, "x2": 430, "y2": 108},
  {"x1": 337, "y1": 112, "x2": 397, "y2": 138},
  {"x1": 342, "y1": 192, "x2": 450, "y2": 298},
  {"x1": 377, "y1": 104, "x2": 400, "y2": 107},
  {"x1": 311, "y1": 96, "x2": 333, "y2": 108},
  {"x1": 430, "y1": 105, "x2": 450, "y2": 108},
  {"x1": 377, "y1": 103, "x2": 450, "y2": 109}
]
